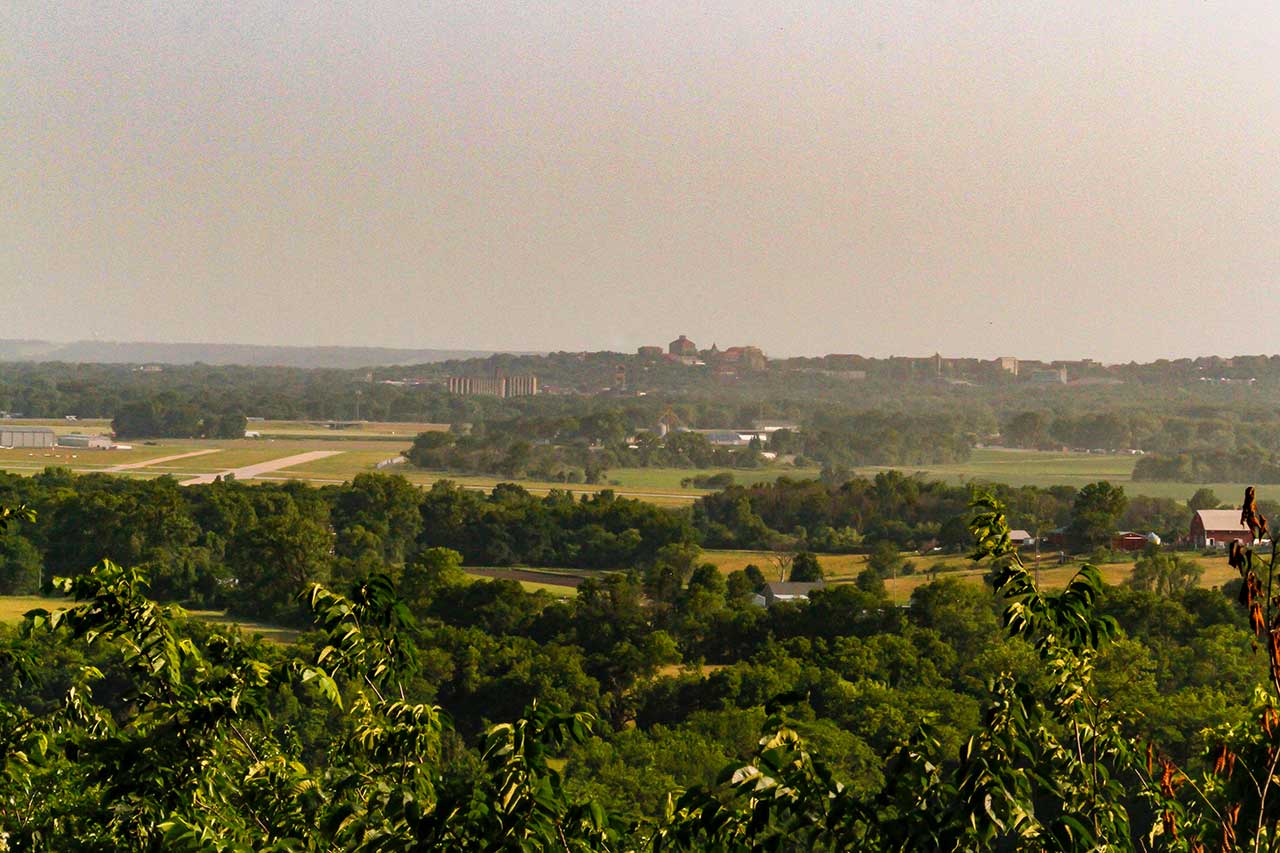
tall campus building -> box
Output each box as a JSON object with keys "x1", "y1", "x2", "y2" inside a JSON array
[{"x1": 447, "y1": 374, "x2": 538, "y2": 398}]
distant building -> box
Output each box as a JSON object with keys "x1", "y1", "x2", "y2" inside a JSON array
[
  {"x1": 719, "y1": 346, "x2": 767, "y2": 370},
  {"x1": 756, "y1": 580, "x2": 825, "y2": 607},
  {"x1": 669, "y1": 335, "x2": 697, "y2": 356},
  {"x1": 823, "y1": 354, "x2": 864, "y2": 370},
  {"x1": 447, "y1": 374, "x2": 539, "y2": 398},
  {"x1": 0, "y1": 426, "x2": 56, "y2": 448},
  {"x1": 1029, "y1": 367, "x2": 1068, "y2": 384},
  {"x1": 1008, "y1": 529, "x2": 1033, "y2": 546},
  {"x1": 504, "y1": 374, "x2": 539, "y2": 397},
  {"x1": 1190, "y1": 509, "x2": 1253, "y2": 548},
  {"x1": 752, "y1": 420, "x2": 800, "y2": 433},
  {"x1": 58, "y1": 433, "x2": 113, "y2": 449},
  {"x1": 997, "y1": 357, "x2": 1019, "y2": 376},
  {"x1": 699, "y1": 429, "x2": 751, "y2": 446},
  {"x1": 1111, "y1": 532, "x2": 1149, "y2": 552}
]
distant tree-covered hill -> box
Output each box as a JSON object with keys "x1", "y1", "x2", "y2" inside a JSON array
[{"x1": 0, "y1": 338, "x2": 530, "y2": 369}]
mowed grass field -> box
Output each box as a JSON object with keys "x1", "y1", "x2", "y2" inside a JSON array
[
  {"x1": 248, "y1": 420, "x2": 449, "y2": 440},
  {"x1": 0, "y1": 597, "x2": 303, "y2": 644},
  {"x1": 0, "y1": 445, "x2": 201, "y2": 472},
  {"x1": 1, "y1": 421, "x2": 1257, "y2": 505},
  {"x1": 0, "y1": 595, "x2": 54, "y2": 622},
  {"x1": 605, "y1": 467, "x2": 821, "y2": 491},
  {"x1": 856, "y1": 448, "x2": 1259, "y2": 504}
]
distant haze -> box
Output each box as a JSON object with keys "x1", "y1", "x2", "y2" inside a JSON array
[{"x1": 6, "y1": 2, "x2": 1280, "y2": 361}]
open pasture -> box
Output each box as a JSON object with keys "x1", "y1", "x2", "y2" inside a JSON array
[
  {"x1": 0, "y1": 597, "x2": 304, "y2": 644},
  {"x1": 704, "y1": 547, "x2": 1241, "y2": 604},
  {"x1": 0, "y1": 444, "x2": 201, "y2": 474},
  {"x1": 856, "y1": 448, "x2": 1258, "y2": 504},
  {"x1": 184, "y1": 610, "x2": 305, "y2": 644},
  {"x1": 0, "y1": 595, "x2": 55, "y2": 622},
  {"x1": 252, "y1": 420, "x2": 448, "y2": 440},
  {"x1": 276, "y1": 449, "x2": 405, "y2": 478},
  {"x1": 605, "y1": 467, "x2": 820, "y2": 491}
]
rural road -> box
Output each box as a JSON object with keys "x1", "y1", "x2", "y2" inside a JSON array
[
  {"x1": 107, "y1": 448, "x2": 223, "y2": 472},
  {"x1": 181, "y1": 450, "x2": 343, "y2": 485}
]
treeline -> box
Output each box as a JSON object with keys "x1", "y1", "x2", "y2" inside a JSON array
[
  {"x1": 0, "y1": 470, "x2": 697, "y2": 619},
  {"x1": 1133, "y1": 448, "x2": 1280, "y2": 483},
  {"x1": 403, "y1": 410, "x2": 980, "y2": 483},
  {"x1": 0, "y1": 467, "x2": 1220, "y2": 622},
  {"x1": 696, "y1": 471, "x2": 1200, "y2": 553},
  {"x1": 112, "y1": 397, "x2": 246, "y2": 439},
  {"x1": 0, "y1": 492, "x2": 1275, "y2": 847},
  {"x1": 1001, "y1": 407, "x2": 1280, "y2": 454}
]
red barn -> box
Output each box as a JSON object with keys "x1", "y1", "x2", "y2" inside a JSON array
[
  {"x1": 1111, "y1": 532, "x2": 1149, "y2": 552},
  {"x1": 1190, "y1": 509, "x2": 1251, "y2": 548}
]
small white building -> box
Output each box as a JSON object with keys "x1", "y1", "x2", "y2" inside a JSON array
[{"x1": 752, "y1": 581, "x2": 826, "y2": 607}]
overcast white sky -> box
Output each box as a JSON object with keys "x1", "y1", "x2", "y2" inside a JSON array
[{"x1": 5, "y1": 2, "x2": 1280, "y2": 360}]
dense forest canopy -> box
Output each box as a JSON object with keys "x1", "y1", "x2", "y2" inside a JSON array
[{"x1": 1, "y1": 487, "x2": 1278, "y2": 849}]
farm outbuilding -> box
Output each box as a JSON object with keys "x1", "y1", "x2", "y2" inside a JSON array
[
  {"x1": 1111, "y1": 532, "x2": 1150, "y2": 552},
  {"x1": 1190, "y1": 509, "x2": 1252, "y2": 548},
  {"x1": 0, "y1": 426, "x2": 56, "y2": 448},
  {"x1": 752, "y1": 581, "x2": 826, "y2": 607},
  {"x1": 58, "y1": 433, "x2": 113, "y2": 449}
]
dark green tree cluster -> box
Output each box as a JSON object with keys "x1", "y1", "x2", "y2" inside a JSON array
[
  {"x1": 4, "y1": 491, "x2": 1280, "y2": 848},
  {"x1": 112, "y1": 397, "x2": 246, "y2": 439}
]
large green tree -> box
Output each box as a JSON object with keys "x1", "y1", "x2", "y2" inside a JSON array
[{"x1": 1068, "y1": 480, "x2": 1128, "y2": 551}]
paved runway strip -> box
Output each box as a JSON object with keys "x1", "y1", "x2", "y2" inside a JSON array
[
  {"x1": 181, "y1": 450, "x2": 343, "y2": 485},
  {"x1": 107, "y1": 449, "x2": 223, "y2": 472}
]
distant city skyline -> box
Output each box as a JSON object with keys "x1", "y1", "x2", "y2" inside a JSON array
[
  {"x1": 4, "y1": 333, "x2": 1273, "y2": 367},
  {"x1": 8, "y1": 2, "x2": 1280, "y2": 362}
]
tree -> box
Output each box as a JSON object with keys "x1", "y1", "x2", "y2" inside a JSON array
[
  {"x1": 204, "y1": 411, "x2": 247, "y2": 439},
  {"x1": 1003, "y1": 411, "x2": 1049, "y2": 448},
  {"x1": 1126, "y1": 550, "x2": 1203, "y2": 595},
  {"x1": 0, "y1": 533, "x2": 41, "y2": 594},
  {"x1": 1188, "y1": 487, "x2": 1221, "y2": 512},
  {"x1": 225, "y1": 502, "x2": 334, "y2": 622},
  {"x1": 854, "y1": 566, "x2": 885, "y2": 597},
  {"x1": 1068, "y1": 481, "x2": 1127, "y2": 552},
  {"x1": 789, "y1": 551, "x2": 823, "y2": 582},
  {"x1": 111, "y1": 400, "x2": 161, "y2": 438},
  {"x1": 867, "y1": 540, "x2": 905, "y2": 579},
  {"x1": 331, "y1": 472, "x2": 423, "y2": 564}
]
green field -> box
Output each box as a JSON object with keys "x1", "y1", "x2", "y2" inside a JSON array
[
  {"x1": 0, "y1": 444, "x2": 201, "y2": 472},
  {"x1": 251, "y1": 419, "x2": 448, "y2": 439},
  {"x1": 605, "y1": 467, "x2": 821, "y2": 491},
  {"x1": 1, "y1": 425, "x2": 1252, "y2": 507},
  {"x1": 856, "y1": 448, "x2": 1256, "y2": 504},
  {"x1": 278, "y1": 450, "x2": 406, "y2": 478},
  {"x1": 702, "y1": 547, "x2": 1240, "y2": 604},
  {"x1": 0, "y1": 597, "x2": 303, "y2": 644},
  {"x1": 0, "y1": 595, "x2": 54, "y2": 622}
]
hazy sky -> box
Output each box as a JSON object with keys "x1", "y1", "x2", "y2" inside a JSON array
[{"x1": 6, "y1": 2, "x2": 1280, "y2": 361}]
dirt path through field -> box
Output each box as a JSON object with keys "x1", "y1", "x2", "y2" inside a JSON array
[
  {"x1": 107, "y1": 449, "x2": 222, "y2": 472},
  {"x1": 181, "y1": 450, "x2": 343, "y2": 485}
]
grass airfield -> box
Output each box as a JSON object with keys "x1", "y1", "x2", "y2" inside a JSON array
[{"x1": 0, "y1": 422, "x2": 1265, "y2": 508}]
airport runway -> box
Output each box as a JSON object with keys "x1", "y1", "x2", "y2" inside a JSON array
[{"x1": 181, "y1": 450, "x2": 343, "y2": 485}]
